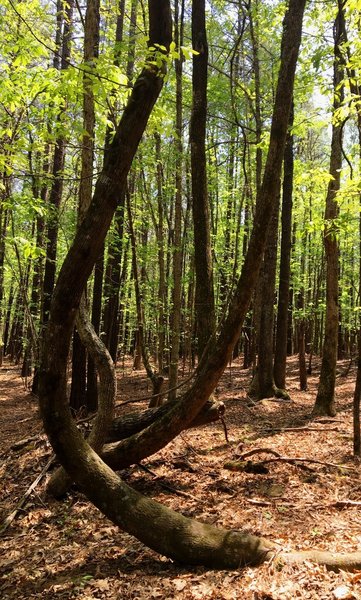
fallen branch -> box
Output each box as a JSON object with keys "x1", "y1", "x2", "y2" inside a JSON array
[
  {"x1": 107, "y1": 399, "x2": 225, "y2": 442},
  {"x1": 263, "y1": 426, "x2": 341, "y2": 433},
  {"x1": 0, "y1": 455, "x2": 54, "y2": 535},
  {"x1": 10, "y1": 435, "x2": 40, "y2": 451},
  {"x1": 275, "y1": 550, "x2": 361, "y2": 572},
  {"x1": 115, "y1": 370, "x2": 197, "y2": 407},
  {"x1": 246, "y1": 498, "x2": 273, "y2": 507},
  {"x1": 331, "y1": 500, "x2": 361, "y2": 509},
  {"x1": 236, "y1": 448, "x2": 281, "y2": 460},
  {"x1": 225, "y1": 455, "x2": 353, "y2": 473},
  {"x1": 261, "y1": 457, "x2": 353, "y2": 471}
]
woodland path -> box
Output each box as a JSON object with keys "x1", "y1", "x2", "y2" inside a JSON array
[{"x1": 1, "y1": 356, "x2": 361, "y2": 599}]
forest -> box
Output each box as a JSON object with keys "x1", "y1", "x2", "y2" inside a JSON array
[{"x1": 2, "y1": 0, "x2": 361, "y2": 597}]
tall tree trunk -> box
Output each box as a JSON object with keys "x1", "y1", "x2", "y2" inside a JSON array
[
  {"x1": 274, "y1": 104, "x2": 294, "y2": 389},
  {"x1": 126, "y1": 190, "x2": 164, "y2": 402},
  {"x1": 340, "y1": 8, "x2": 361, "y2": 454},
  {"x1": 190, "y1": 0, "x2": 215, "y2": 359},
  {"x1": 313, "y1": 4, "x2": 345, "y2": 417},
  {"x1": 168, "y1": 0, "x2": 184, "y2": 399},
  {"x1": 102, "y1": 0, "x2": 136, "y2": 362},
  {"x1": 0, "y1": 205, "x2": 9, "y2": 366},
  {"x1": 249, "y1": 194, "x2": 289, "y2": 400},
  {"x1": 154, "y1": 133, "x2": 166, "y2": 374},
  {"x1": 41, "y1": 0, "x2": 74, "y2": 326},
  {"x1": 70, "y1": 0, "x2": 100, "y2": 412}
]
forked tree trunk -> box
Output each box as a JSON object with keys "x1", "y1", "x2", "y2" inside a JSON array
[{"x1": 39, "y1": 0, "x2": 361, "y2": 572}]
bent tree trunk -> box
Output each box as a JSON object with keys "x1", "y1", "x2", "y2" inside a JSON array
[
  {"x1": 37, "y1": 0, "x2": 361, "y2": 572},
  {"x1": 46, "y1": 297, "x2": 116, "y2": 498}
]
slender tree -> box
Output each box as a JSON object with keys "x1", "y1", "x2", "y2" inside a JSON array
[
  {"x1": 274, "y1": 104, "x2": 294, "y2": 389},
  {"x1": 313, "y1": 2, "x2": 345, "y2": 417},
  {"x1": 190, "y1": 0, "x2": 215, "y2": 358}
]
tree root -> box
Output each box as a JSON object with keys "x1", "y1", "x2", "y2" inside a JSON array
[{"x1": 275, "y1": 550, "x2": 361, "y2": 572}]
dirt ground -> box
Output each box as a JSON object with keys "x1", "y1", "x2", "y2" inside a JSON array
[{"x1": 1, "y1": 356, "x2": 361, "y2": 599}]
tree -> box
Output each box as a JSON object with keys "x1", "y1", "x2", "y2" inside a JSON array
[
  {"x1": 190, "y1": 0, "x2": 215, "y2": 358},
  {"x1": 313, "y1": 1, "x2": 345, "y2": 417},
  {"x1": 69, "y1": 0, "x2": 100, "y2": 412},
  {"x1": 274, "y1": 104, "x2": 294, "y2": 390},
  {"x1": 39, "y1": 0, "x2": 361, "y2": 571}
]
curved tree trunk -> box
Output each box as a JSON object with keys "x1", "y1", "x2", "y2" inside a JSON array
[
  {"x1": 46, "y1": 297, "x2": 116, "y2": 497},
  {"x1": 39, "y1": 0, "x2": 360, "y2": 572}
]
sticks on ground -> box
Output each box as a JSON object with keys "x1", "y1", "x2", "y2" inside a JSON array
[{"x1": 0, "y1": 455, "x2": 54, "y2": 535}]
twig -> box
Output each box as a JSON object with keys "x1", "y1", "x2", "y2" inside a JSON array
[
  {"x1": 219, "y1": 414, "x2": 229, "y2": 444},
  {"x1": 0, "y1": 455, "x2": 55, "y2": 535},
  {"x1": 262, "y1": 426, "x2": 341, "y2": 434},
  {"x1": 246, "y1": 498, "x2": 272, "y2": 507},
  {"x1": 313, "y1": 418, "x2": 343, "y2": 424},
  {"x1": 331, "y1": 500, "x2": 361, "y2": 508},
  {"x1": 225, "y1": 455, "x2": 353, "y2": 472},
  {"x1": 10, "y1": 435, "x2": 40, "y2": 451},
  {"x1": 236, "y1": 448, "x2": 281, "y2": 460},
  {"x1": 260, "y1": 457, "x2": 353, "y2": 471}
]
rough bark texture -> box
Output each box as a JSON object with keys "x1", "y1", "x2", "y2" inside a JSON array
[
  {"x1": 40, "y1": 0, "x2": 348, "y2": 571},
  {"x1": 190, "y1": 0, "x2": 215, "y2": 358},
  {"x1": 313, "y1": 6, "x2": 344, "y2": 417}
]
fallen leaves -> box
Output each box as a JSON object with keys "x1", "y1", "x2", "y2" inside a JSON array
[{"x1": 1, "y1": 357, "x2": 361, "y2": 599}]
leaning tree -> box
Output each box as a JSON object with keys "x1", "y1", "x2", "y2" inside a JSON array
[{"x1": 38, "y1": 0, "x2": 361, "y2": 570}]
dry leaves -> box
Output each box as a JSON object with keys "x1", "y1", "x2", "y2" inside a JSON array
[{"x1": 1, "y1": 357, "x2": 361, "y2": 599}]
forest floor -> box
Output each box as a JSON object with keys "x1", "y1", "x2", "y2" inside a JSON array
[{"x1": 1, "y1": 356, "x2": 361, "y2": 599}]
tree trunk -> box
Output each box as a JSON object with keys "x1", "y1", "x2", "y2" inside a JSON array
[
  {"x1": 274, "y1": 104, "x2": 294, "y2": 389},
  {"x1": 168, "y1": 0, "x2": 184, "y2": 400},
  {"x1": 41, "y1": 0, "x2": 74, "y2": 326},
  {"x1": 313, "y1": 5, "x2": 345, "y2": 417},
  {"x1": 190, "y1": 0, "x2": 215, "y2": 359},
  {"x1": 69, "y1": 0, "x2": 100, "y2": 412}
]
